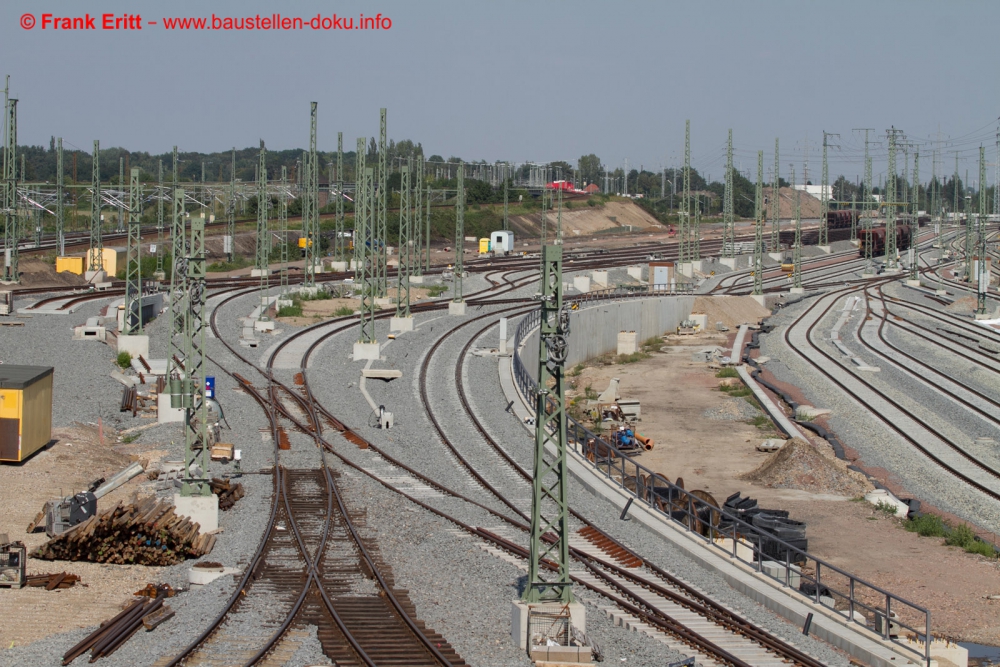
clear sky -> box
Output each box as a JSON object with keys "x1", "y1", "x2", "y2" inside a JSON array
[{"x1": 2, "y1": 0, "x2": 998, "y2": 184}]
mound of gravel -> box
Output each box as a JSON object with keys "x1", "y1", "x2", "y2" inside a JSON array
[{"x1": 740, "y1": 438, "x2": 873, "y2": 496}]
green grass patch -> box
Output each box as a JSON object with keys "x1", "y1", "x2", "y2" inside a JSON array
[
  {"x1": 716, "y1": 367, "x2": 740, "y2": 378},
  {"x1": 642, "y1": 337, "x2": 665, "y2": 353},
  {"x1": 615, "y1": 351, "x2": 651, "y2": 364},
  {"x1": 874, "y1": 500, "x2": 900, "y2": 517},
  {"x1": 945, "y1": 523, "x2": 977, "y2": 549},
  {"x1": 333, "y1": 306, "x2": 355, "y2": 317},
  {"x1": 720, "y1": 384, "x2": 753, "y2": 398},
  {"x1": 120, "y1": 432, "x2": 140, "y2": 444},
  {"x1": 749, "y1": 415, "x2": 772, "y2": 429},
  {"x1": 569, "y1": 363, "x2": 584, "y2": 377},
  {"x1": 584, "y1": 385, "x2": 598, "y2": 400},
  {"x1": 425, "y1": 284, "x2": 448, "y2": 297},
  {"x1": 207, "y1": 255, "x2": 254, "y2": 273},
  {"x1": 278, "y1": 304, "x2": 303, "y2": 317},
  {"x1": 116, "y1": 351, "x2": 132, "y2": 369}
]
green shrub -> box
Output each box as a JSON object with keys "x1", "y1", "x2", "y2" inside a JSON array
[
  {"x1": 642, "y1": 337, "x2": 665, "y2": 353},
  {"x1": 965, "y1": 539, "x2": 998, "y2": 558},
  {"x1": 749, "y1": 415, "x2": 772, "y2": 429},
  {"x1": 945, "y1": 523, "x2": 976, "y2": 549},
  {"x1": 716, "y1": 367, "x2": 740, "y2": 378},
  {"x1": 904, "y1": 513, "x2": 948, "y2": 537},
  {"x1": 584, "y1": 385, "x2": 598, "y2": 400},
  {"x1": 278, "y1": 304, "x2": 303, "y2": 317},
  {"x1": 720, "y1": 384, "x2": 752, "y2": 398},
  {"x1": 207, "y1": 255, "x2": 253, "y2": 273},
  {"x1": 334, "y1": 306, "x2": 355, "y2": 317},
  {"x1": 586, "y1": 197, "x2": 598, "y2": 207},
  {"x1": 116, "y1": 351, "x2": 132, "y2": 369},
  {"x1": 569, "y1": 363, "x2": 584, "y2": 377},
  {"x1": 302, "y1": 289, "x2": 333, "y2": 301}
]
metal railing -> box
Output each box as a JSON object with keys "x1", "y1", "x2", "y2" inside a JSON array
[{"x1": 511, "y1": 301, "x2": 932, "y2": 666}]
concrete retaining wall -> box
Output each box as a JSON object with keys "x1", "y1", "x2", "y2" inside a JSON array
[{"x1": 520, "y1": 296, "x2": 694, "y2": 382}]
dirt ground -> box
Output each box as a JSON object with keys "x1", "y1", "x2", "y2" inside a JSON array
[
  {"x1": 16, "y1": 259, "x2": 88, "y2": 289},
  {"x1": 568, "y1": 301, "x2": 1000, "y2": 645},
  {"x1": 0, "y1": 424, "x2": 170, "y2": 649}
]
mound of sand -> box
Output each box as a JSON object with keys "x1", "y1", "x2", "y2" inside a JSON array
[
  {"x1": 509, "y1": 200, "x2": 662, "y2": 238},
  {"x1": 740, "y1": 438, "x2": 873, "y2": 497},
  {"x1": 763, "y1": 187, "x2": 822, "y2": 219},
  {"x1": 691, "y1": 295, "x2": 771, "y2": 329}
]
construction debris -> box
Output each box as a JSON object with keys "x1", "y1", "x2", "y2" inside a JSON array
[
  {"x1": 210, "y1": 477, "x2": 245, "y2": 511},
  {"x1": 134, "y1": 582, "x2": 176, "y2": 599},
  {"x1": 0, "y1": 538, "x2": 27, "y2": 588},
  {"x1": 34, "y1": 497, "x2": 216, "y2": 565},
  {"x1": 25, "y1": 572, "x2": 81, "y2": 589}
]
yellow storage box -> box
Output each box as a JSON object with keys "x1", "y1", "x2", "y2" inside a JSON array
[
  {"x1": 55, "y1": 256, "x2": 84, "y2": 275},
  {"x1": 0, "y1": 366, "x2": 53, "y2": 463},
  {"x1": 478, "y1": 238, "x2": 490, "y2": 254}
]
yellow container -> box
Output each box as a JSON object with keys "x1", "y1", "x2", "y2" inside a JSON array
[
  {"x1": 298, "y1": 237, "x2": 312, "y2": 248},
  {"x1": 478, "y1": 238, "x2": 490, "y2": 254},
  {"x1": 0, "y1": 366, "x2": 53, "y2": 463},
  {"x1": 86, "y1": 248, "x2": 117, "y2": 275},
  {"x1": 55, "y1": 256, "x2": 84, "y2": 275}
]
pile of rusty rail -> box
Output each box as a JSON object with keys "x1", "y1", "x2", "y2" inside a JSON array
[
  {"x1": 34, "y1": 497, "x2": 215, "y2": 565},
  {"x1": 62, "y1": 587, "x2": 175, "y2": 664},
  {"x1": 209, "y1": 477, "x2": 244, "y2": 511},
  {"x1": 25, "y1": 572, "x2": 80, "y2": 590}
]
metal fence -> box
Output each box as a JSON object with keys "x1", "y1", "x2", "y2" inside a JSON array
[{"x1": 511, "y1": 301, "x2": 932, "y2": 666}]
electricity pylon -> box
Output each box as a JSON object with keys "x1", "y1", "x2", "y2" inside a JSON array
[
  {"x1": 886, "y1": 128, "x2": 901, "y2": 270},
  {"x1": 335, "y1": 132, "x2": 344, "y2": 260},
  {"x1": 977, "y1": 146, "x2": 988, "y2": 315},
  {"x1": 304, "y1": 102, "x2": 319, "y2": 287},
  {"x1": 280, "y1": 166, "x2": 289, "y2": 296},
  {"x1": 680, "y1": 120, "x2": 691, "y2": 267},
  {"x1": 722, "y1": 129, "x2": 734, "y2": 259},
  {"x1": 376, "y1": 108, "x2": 388, "y2": 297},
  {"x1": 56, "y1": 138, "x2": 64, "y2": 256},
  {"x1": 770, "y1": 139, "x2": 780, "y2": 253},
  {"x1": 88, "y1": 139, "x2": 102, "y2": 272},
  {"x1": 454, "y1": 163, "x2": 465, "y2": 303},
  {"x1": 753, "y1": 150, "x2": 764, "y2": 296},
  {"x1": 155, "y1": 160, "x2": 165, "y2": 278},
  {"x1": 413, "y1": 152, "x2": 423, "y2": 277},
  {"x1": 226, "y1": 148, "x2": 235, "y2": 261},
  {"x1": 524, "y1": 244, "x2": 573, "y2": 605},
  {"x1": 123, "y1": 168, "x2": 142, "y2": 335},
  {"x1": 792, "y1": 166, "x2": 802, "y2": 289},
  {"x1": 255, "y1": 140, "x2": 270, "y2": 321},
  {"x1": 396, "y1": 162, "x2": 411, "y2": 318},
  {"x1": 909, "y1": 151, "x2": 920, "y2": 282}
]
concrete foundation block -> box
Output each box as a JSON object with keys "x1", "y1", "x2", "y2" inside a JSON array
[
  {"x1": 449, "y1": 301, "x2": 466, "y2": 316},
  {"x1": 789, "y1": 287, "x2": 805, "y2": 294},
  {"x1": 591, "y1": 270, "x2": 608, "y2": 287},
  {"x1": 158, "y1": 394, "x2": 184, "y2": 423},
  {"x1": 253, "y1": 319, "x2": 275, "y2": 332},
  {"x1": 329, "y1": 261, "x2": 348, "y2": 272},
  {"x1": 117, "y1": 334, "x2": 149, "y2": 359},
  {"x1": 152, "y1": 270, "x2": 166, "y2": 281},
  {"x1": 250, "y1": 268, "x2": 267, "y2": 277},
  {"x1": 409, "y1": 275, "x2": 425, "y2": 284},
  {"x1": 511, "y1": 600, "x2": 586, "y2": 651},
  {"x1": 298, "y1": 286, "x2": 320, "y2": 297},
  {"x1": 768, "y1": 252, "x2": 783, "y2": 261},
  {"x1": 73, "y1": 325, "x2": 106, "y2": 341},
  {"x1": 275, "y1": 298, "x2": 293, "y2": 309},
  {"x1": 751, "y1": 294, "x2": 767, "y2": 307},
  {"x1": 817, "y1": 245, "x2": 832, "y2": 254},
  {"x1": 719, "y1": 257, "x2": 737, "y2": 269},
  {"x1": 690, "y1": 259, "x2": 704, "y2": 273},
  {"x1": 173, "y1": 492, "x2": 218, "y2": 533},
  {"x1": 713, "y1": 537, "x2": 755, "y2": 562},
  {"x1": 375, "y1": 297, "x2": 393, "y2": 308},
  {"x1": 905, "y1": 279, "x2": 921, "y2": 287},
  {"x1": 389, "y1": 316, "x2": 414, "y2": 332},
  {"x1": 626, "y1": 266, "x2": 644, "y2": 281},
  {"x1": 353, "y1": 342, "x2": 380, "y2": 361},
  {"x1": 760, "y1": 561, "x2": 801, "y2": 589},
  {"x1": 861, "y1": 273, "x2": 876, "y2": 279},
  {"x1": 84, "y1": 269, "x2": 107, "y2": 283},
  {"x1": 189, "y1": 564, "x2": 239, "y2": 586},
  {"x1": 573, "y1": 275, "x2": 591, "y2": 292},
  {"x1": 616, "y1": 331, "x2": 637, "y2": 355}
]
